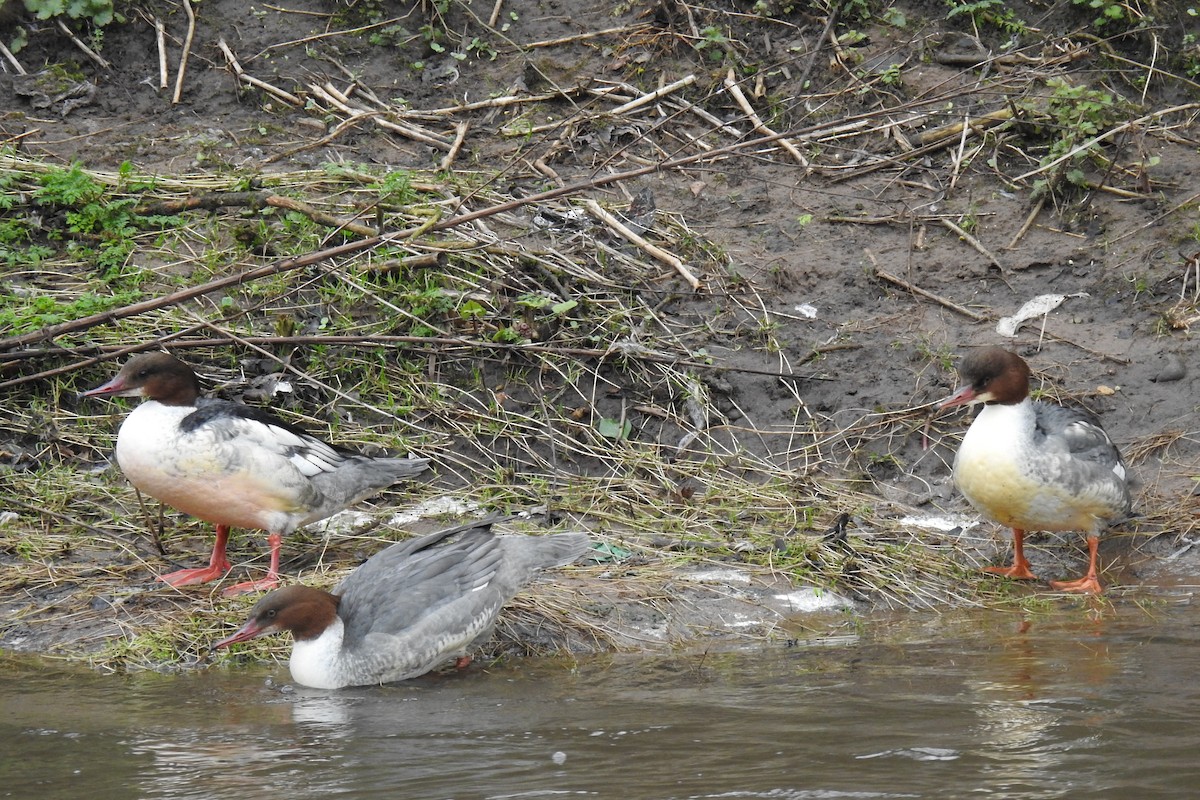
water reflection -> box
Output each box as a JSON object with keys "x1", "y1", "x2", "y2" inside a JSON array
[
  {"x1": 956, "y1": 616, "x2": 1111, "y2": 798},
  {"x1": 4, "y1": 604, "x2": 1200, "y2": 799}
]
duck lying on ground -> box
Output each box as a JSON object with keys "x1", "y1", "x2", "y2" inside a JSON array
[{"x1": 211, "y1": 519, "x2": 591, "y2": 689}]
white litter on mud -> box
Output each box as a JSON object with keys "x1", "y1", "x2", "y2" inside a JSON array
[
  {"x1": 683, "y1": 568, "x2": 753, "y2": 584},
  {"x1": 384, "y1": 496, "x2": 482, "y2": 526},
  {"x1": 899, "y1": 513, "x2": 980, "y2": 532},
  {"x1": 996, "y1": 292, "x2": 1087, "y2": 337},
  {"x1": 772, "y1": 587, "x2": 855, "y2": 613},
  {"x1": 307, "y1": 509, "x2": 380, "y2": 537},
  {"x1": 308, "y1": 496, "x2": 483, "y2": 537}
]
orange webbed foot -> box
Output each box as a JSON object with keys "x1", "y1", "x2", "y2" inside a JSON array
[
  {"x1": 1049, "y1": 575, "x2": 1102, "y2": 594},
  {"x1": 221, "y1": 575, "x2": 281, "y2": 597},
  {"x1": 160, "y1": 562, "x2": 232, "y2": 587},
  {"x1": 220, "y1": 531, "x2": 284, "y2": 596},
  {"x1": 983, "y1": 529, "x2": 1038, "y2": 581},
  {"x1": 982, "y1": 564, "x2": 1038, "y2": 581},
  {"x1": 161, "y1": 525, "x2": 233, "y2": 588}
]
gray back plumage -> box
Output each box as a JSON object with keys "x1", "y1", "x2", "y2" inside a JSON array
[
  {"x1": 334, "y1": 519, "x2": 590, "y2": 650},
  {"x1": 1032, "y1": 399, "x2": 1133, "y2": 519}
]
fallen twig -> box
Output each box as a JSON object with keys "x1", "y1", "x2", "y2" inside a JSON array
[
  {"x1": 583, "y1": 199, "x2": 701, "y2": 290},
  {"x1": 873, "y1": 267, "x2": 987, "y2": 322},
  {"x1": 402, "y1": 87, "x2": 589, "y2": 125},
  {"x1": 253, "y1": 16, "x2": 415, "y2": 60},
  {"x1": 522, "y1": 24, "x2": 651, "y2": 49},
  {"x1": 609, "y1": 75, "x2": 696, "y2": 116},
  {"x1": 795, "y1": 5, "x2": 838, "y2": 92},
  {"x1": 218, "y1": 39, "x2": 302, "y2": 106},
  {"x1": 310, "y1": 83, "x2": 453, "y2": 150},
  {"x1": 1006, "y1": 197, "x2": 1044, "y2": 250},
  {"x1": 57, "y1": 18, "x2": 110, "y2": 69},
  {"x1": 440, "y1": 121, "x2": 470, "y2": 170},
  {"x1": 154, "y1": 17, "x2": 168, "y2": 89},
  {"x1": 172, "y1": 0, "x2": 196, "y2": 104},
  {"x1": 136, "y1": 190, "x2": 377, "y2": 235},
  {"x1": 262, "y1": 113, "x2": 375, "y2": 165},
  {"x1": 916, "y1": 108, "x2": 1013, "y2": 147},
  {"x1": 724, "y1": 69, "x2": 808, "y2": 167},
  {"x1": 267, "y1": 195, "x2": 378, "y2": 236},
  {"x1": 940, "y1": 218, "x2": 1004, "y2": 271},
  {"x1": 0, "y1": 39, "x2": 27, "y2": 75}
]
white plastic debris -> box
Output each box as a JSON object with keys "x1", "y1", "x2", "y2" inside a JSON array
[
  {"x1": 899, "y1": 514, "x2": 980, "y2": 532},
  {"x1": 996, "y1": 292, "x2": 1087, "y2": 337},
  {"x1": 683, "y1": 568, "x2": 753, "y2": 585},
  {"x1": 772, "y1": 587, "x2": 855, "y2": 613},
  {"x1": 386, "y1": 496, "x2": 482, "y2": 527}
]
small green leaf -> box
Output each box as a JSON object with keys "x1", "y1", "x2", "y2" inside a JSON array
[
  {"x1": 587, "y1": 543, "x2": 632, "y2": 563},
  {"x1": 597, "y1": 417, "x2": 631, "y2": 440}
]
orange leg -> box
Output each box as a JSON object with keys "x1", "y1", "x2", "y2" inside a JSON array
[
  {"x1": 983, "y1": 528, "x2": 1038, "y2": 580},
  {"x1": 160, "y1": 525, "x2": 233, "y2": 587},
  {"x1": 1049, "y1": 535, "x2": 1103, "y2": 595},
  {"x1": 221, "y1": 532, "x2": 283, "y2": 596}
]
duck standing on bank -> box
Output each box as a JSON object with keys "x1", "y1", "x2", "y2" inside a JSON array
[
  {"x1": 82, "y1": 352, "x2": 429, "y2": 595},
  {"x1": 211, "y1": 519, "x2": 590, "y2": 689},
  {"x1": 938, "y1": 347, "x2": 1132, "y2": 594}
]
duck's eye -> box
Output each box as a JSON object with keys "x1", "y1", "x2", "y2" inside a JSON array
[{"x1": 266, "y1": 609, "x2": 278, "y2": 619}]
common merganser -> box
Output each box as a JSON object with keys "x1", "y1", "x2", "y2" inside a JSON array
[
  {"x1": 211, "y1": 519, "x2": 590, "y2": 689},
  {"x1": 82, "y1": 352, "x2": 429, "y2": 595},
  {"x1": 938, "y1": 347, "x2": 1132, "y2": 594}
]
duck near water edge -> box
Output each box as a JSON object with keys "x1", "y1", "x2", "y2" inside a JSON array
[
  {"x1": 938, "y1": 347, "x2": 1133, "y2": 595},
  {"x1": 82, "y1": 352, "x2": 430, "y2": 596},
  {"x1": 212, "y1": 519, "x2": 591, "y2": 689}
]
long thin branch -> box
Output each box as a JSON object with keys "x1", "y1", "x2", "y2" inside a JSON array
[
  {"x1": 723, "y1": 69, "x2": 808, "y2": 167},
  {"x1": 1012, "y1": 102, "x2": 1200, "y2": 182},
  {"x1": 1, "y1": 86, "x2": 1036, "y2": 356},
  {"x1": 0, "y1": 333, "x2": 836, "y2": 390},
  {"x1": 0, "y1": 237, "x2": 385, "y2": 353}
]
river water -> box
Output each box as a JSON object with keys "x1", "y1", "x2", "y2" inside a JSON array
[{"x1": 4, "y1": 601, "x2": 1200, "y2": 799}]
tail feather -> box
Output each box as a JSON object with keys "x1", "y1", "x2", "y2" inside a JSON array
[
  {"x1": 504, "y1": 531, "x2": 591, "y2": 572},
  {"x1": 307, "y1": 456, "x2": 429, "y2": 521}
]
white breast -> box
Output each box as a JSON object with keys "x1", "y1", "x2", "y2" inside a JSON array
[
  {"x1": 953, "y1": 400, "x2": 1124, "y2": 533},
  {"x1": 953, "y1": 403, "x2": 1038, "y2": 525},
  {"x1": 289, "y1": 618, "x2": 348, "y2": 690},
  {"x1": 113, "y1": 401, "x2": 310, "y2": 532}
]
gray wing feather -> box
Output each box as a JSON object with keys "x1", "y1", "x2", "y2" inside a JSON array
[
  {"x1": 1032, "y1": 401, "x2": 1132, "y2": 518},
  {"x1": 335, "y1": 517, "x2": 589, "y2": 649}
]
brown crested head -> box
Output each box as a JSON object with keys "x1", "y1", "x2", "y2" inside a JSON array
[
  {"x1": 211, "y1": 585, "x2": 341, "y2": 650},
  {"x1": 938, "y1": 347, "x2": 1031, "y2": 409},
  {"x1": 81, "y1": 352, "x2": 202, "y2": 407}
]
